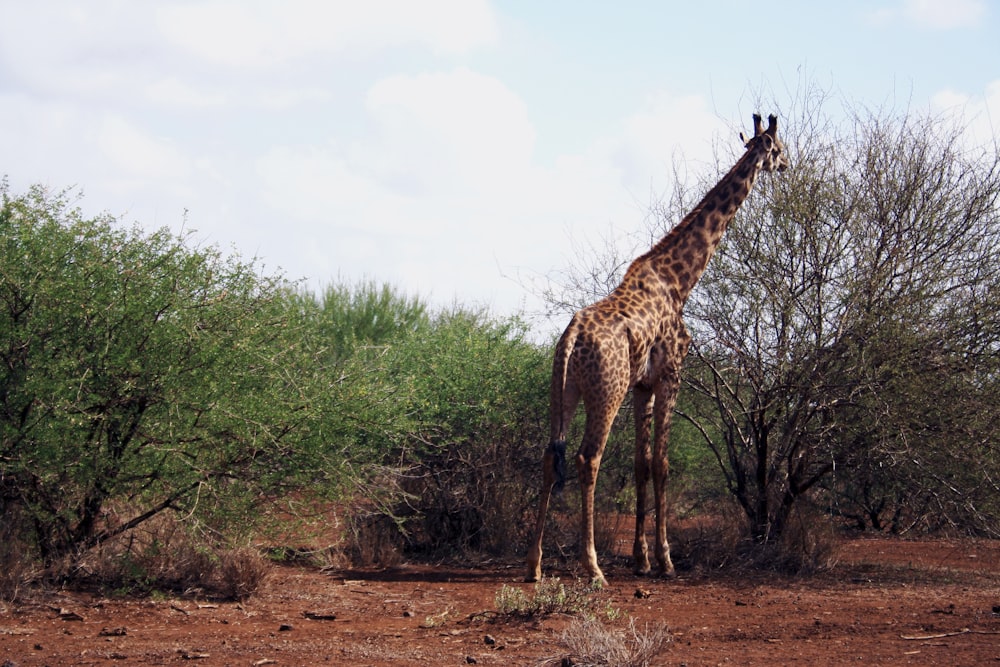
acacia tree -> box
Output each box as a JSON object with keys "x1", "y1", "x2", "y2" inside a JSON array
[
  {"x1": 681, "y1": 101, "x2": 1000, "y2": 540},
  {"x1": 0, "y1": 183, "x2": 372, "y2": 565}
]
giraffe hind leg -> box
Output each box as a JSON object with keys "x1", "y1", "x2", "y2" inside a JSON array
[{"x1": 575, "y1": 399, "x2": 622, "y2": 587}]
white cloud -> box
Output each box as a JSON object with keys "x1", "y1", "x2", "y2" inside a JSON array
[
  {"x1": 597, "y1": 92, "x2": 729, "y2": 197},
  {"x1": 868, "y1": 0, "x2": 987, "y2": 29},
  {"x1": 145, "y1": 78, "x2": 228, "y2": 109},
  {"x1": 156, "y1": 0, "x2": 499, "y2": 67},
  {"x1": 363, "y1": 68, "x2": 536, "y2": 196},
  {"x1": 255, "y1": 68, "x2": 537, "y2": 225},
  {"x1": 98, "y1": 116, "x2": 191, "y2": 184},
  {"x1": 250, "y1": 69, "x2": 538, "y2": 301},
  {"x1": 256, "y1": 145, "x2": 393, "y2": 230},
  {"x1": 253, "y1": 87, "x2": 334, "y2": 111},
  {"x1": 930, "y1": 79, "x2": 1000, "y2": 149},
  {"x1": 247, "y1": 70, "x2": 732, "y2": 314},
  {"x1": 903, "y1": 0, "x2": 986, "y2": 28},
  {"x1": 0, "y1": 2, "x2": 162, "y2": 97}
]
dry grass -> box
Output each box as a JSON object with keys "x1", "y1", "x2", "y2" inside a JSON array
[
  {"x1": 538, "y1": 617, "x2": 672, "y2": 667},
  {"x1": 670, "y1": 503, "x2": 838, "y2": 575},
  {"x1": 0, "y1": 527, "x2": 34, "y2": 607},
  {"x1": 68, "y1": 514, "x2": 272, "y2": 600},
  {"x1": 343, "y1": 510, "x2": 404, "y2": 567},
  {"x1": 216, "y1": 547, "x2": 272, "y2": 601}
]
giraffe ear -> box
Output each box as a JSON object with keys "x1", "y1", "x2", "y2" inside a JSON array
[{"x1": 740, "y1": 131, "x2": 750, "y2": 146}]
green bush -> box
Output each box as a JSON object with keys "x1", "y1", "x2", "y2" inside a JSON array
[
  {"x1": 378, "y1": 308, "x2": 551, "y2": 557},
  {"x1": 0, "y1": 183, "x2": 380, "y2": 568}
]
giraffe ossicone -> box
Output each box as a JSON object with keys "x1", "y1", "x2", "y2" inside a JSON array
[{"x1": 526, "y1": 113, "x2": 789, "y2": 586}]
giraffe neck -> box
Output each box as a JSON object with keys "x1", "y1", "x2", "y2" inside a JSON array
[{"x1": 641, "y1": 145, "x2": 766, "y2": 302}]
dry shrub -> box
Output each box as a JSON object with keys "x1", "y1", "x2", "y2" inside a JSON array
[
  {"x1": 0, "y1": 551, "x2": 32, "y2": 607},
  {"x1": 0, "y1": 508, "x2": 36, "y2": 606},
  {"x1": 71, "y1": 514, "x2": 271, "y2": 599},
  {"x1": 396, "y1": 442, "x2": 540, "y2": 560},
  {"x1": 668, "y1": 505, "x2": 747, "y2": 572},
  {"x1": 539, "y1": 617, "x2": 671, "y2": 667},
  {"x1": 495, "y1": 578, "x2": 595, "y2": 618},
  {"x1": 594, "y1": 510, "x2": 628, "y2": 558},
  {"x1": 253, "y1": 499, "x2": 351, "y2": 570},
  {"x1": 217, "y1": 547, "x2": 271, "y2": 601},
  {"x1": 767, "y1": 505, "x2": 839, "y2": 574},
  {"x1": 265, "y1": 544, "x2": 348, "y2": 570},
  {"x1": 479, "y1": 477, "x2": 539, "y2": 557},
  {"x1": 343, "y1": 510, "x2": 404, "y2": 567},
  {"x1": 670, "y1": 502, "x2": 838, "y2": 575},
  {"x1": 342, "y1": 466, "x2": 537, "y2": 565}
]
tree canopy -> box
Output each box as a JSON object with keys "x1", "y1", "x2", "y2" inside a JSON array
[{"x1": 0, "y1": 184, "x2": 385, "y2": 563}]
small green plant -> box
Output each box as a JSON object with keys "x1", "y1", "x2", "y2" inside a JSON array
[{"x1": 598, "y1": 601, "x2": 625, "y2": 623}]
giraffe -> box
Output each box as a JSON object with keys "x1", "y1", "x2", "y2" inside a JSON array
[{"x1": 527, "y1": 113, "x2": 789, "y2": 586}]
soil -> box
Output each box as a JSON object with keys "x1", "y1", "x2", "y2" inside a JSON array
[{"x1": 2, "y1": 536, "x2": 999, "y2": 666}]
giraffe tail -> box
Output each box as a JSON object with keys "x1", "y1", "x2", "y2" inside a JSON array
[
  {"x1": 547, "y1": 321, "x2": 578, "y2": 494},
  {"x1": 547, "y1": 439, "x2": 567, "y2": 492}
]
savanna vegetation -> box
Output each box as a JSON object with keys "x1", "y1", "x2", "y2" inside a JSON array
[
  {"x1": 2, "y1": 90, "x2": 999, "y2": 603},
  {"x1": 543, "y1": 91, "x2": 1000, "y2": 562}
]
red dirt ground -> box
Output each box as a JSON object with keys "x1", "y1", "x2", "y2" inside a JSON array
[{"x1": 2, "y1": 537, "x2": 999, "y2": 666}]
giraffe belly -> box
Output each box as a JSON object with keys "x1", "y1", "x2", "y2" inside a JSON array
[{"x1": 631, "y1": 343, "x2": 662, "y2": 388}]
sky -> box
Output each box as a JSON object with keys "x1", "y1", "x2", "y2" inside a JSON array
[{"x1": 1, "y1": 0, "x2": 998, "y2": 337}]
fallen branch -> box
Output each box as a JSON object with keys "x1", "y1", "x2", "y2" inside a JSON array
[{"x1": 901, "y1": 628, "x2": 1000, "y2": 640}]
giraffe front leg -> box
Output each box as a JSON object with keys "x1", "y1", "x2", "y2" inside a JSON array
[
  {"x1": 632, "y1": 387, "x2": 654, "y2": 575},
  {"x1": 651, "y1": 471, "x2": 675, "y2": 578},
  {"x1": 651, "y1": 381, "x2": 679, "y2": 578}
]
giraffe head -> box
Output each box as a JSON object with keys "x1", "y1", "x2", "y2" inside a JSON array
[{"x1": 740, "y1": 113, "x2": 789, "y2": 173}]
